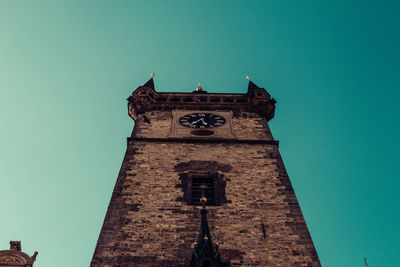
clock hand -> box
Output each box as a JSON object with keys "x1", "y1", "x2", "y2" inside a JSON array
[{"x1": 192, "y1": 118, "x2": 207, "y2": 125}]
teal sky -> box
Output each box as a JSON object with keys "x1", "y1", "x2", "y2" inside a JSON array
[{"x1": 0, "y1": 1, "x2": 399, "y2": 266}]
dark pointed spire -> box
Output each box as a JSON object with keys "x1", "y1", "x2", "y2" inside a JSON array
[
  {"x1": 248, "y1": 80, "x2": 260, "y2": 91},
  {"x1": 246, "y1": 74, "x2": 260, "y2": 93},
  {"x1": 143, "y1": 78, "x2": 154, "y2": 89},
  {"x1": 196, "y1": 198, "x2": 213, "y2": 249},
  {"x1": 142, "y1": 72, "x2": 155, "y2": 89},
  {"x1": 190, "y1": 197, "x2": 226, "y2": 267}
]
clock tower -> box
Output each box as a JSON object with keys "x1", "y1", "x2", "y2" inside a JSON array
[{"x1": 91, "y1": 76, "x2": 321, "y2": 266}]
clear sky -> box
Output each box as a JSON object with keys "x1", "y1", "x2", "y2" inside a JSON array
[{"x1": 0, "y1": 1, "x2": 398, "y2": 266}]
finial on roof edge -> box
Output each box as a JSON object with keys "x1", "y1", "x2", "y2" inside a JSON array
[
  {"x1": 192, "y1": 82, "x2": 207, "y2": 93},
  {"x1": 196, "y1": 82, "x2": 202, "y2": 91},
  {"x1": 246, "y1": 75, "x2": 251, "y2": 80},
  {"x1": 151, "y1": 72, "x2": 155, "y2": 78}
]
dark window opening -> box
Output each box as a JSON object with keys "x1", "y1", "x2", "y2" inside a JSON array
[
  {"x1": 191, "y1": 176, "x2": 216, "y2": 206},
  {"x1": 177, "y1": 172, "x2": 228, "y2": 206},
  {"x1": 176, "y1": 169, "x2": 229, "y2": 206},
  {"x1": 202, "y1": 260, "x2": 211, "y2": 267}
]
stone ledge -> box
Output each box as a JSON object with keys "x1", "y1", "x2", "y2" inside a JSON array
[{"x1": 127, "y1": 137, "x2": 279, "y2": 146}]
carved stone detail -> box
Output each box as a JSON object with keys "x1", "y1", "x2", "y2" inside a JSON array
[{"x1": 0, "y1": 241, "x2": 38, "y2": 267}]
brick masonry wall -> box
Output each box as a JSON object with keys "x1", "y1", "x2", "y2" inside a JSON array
[{"x1": 91, "y1": 112, "x2": 320, "y2": 267}]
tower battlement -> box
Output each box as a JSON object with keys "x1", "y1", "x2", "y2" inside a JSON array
[{"x1": 127, "y1": 78, "x2": 276, "y2": 121}]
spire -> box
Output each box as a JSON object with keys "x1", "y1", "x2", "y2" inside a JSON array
[
  {"x1": 248, "y1": 80, "x2": 260, "y2": 91},
  {"x1": 142, "y1": 72, "x2": 155, "y2": 89},
  {"x1": 246, "y1": 75, "x2": 260, "y2": 93},
  {"x1": 246, "y1": 74, "x2": 260, "y2": 92},
  {"x1": 196, "y1": 197, "x2": 214, "y2": 248},
  {"x1": 246, "y1": 75, "x2": 274, "y2": 104},
  {"x1": 190, "y1": 197, "x2": 226, "y2": 267}
]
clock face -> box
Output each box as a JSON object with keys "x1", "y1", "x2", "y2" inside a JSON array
[{"x1": 178, "y1": 113, "x2": 226, "y2": 128}]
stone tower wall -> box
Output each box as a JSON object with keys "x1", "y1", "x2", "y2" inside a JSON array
[{"x1": 91, "y1": 112, "x2": 320, "y2": 266}]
